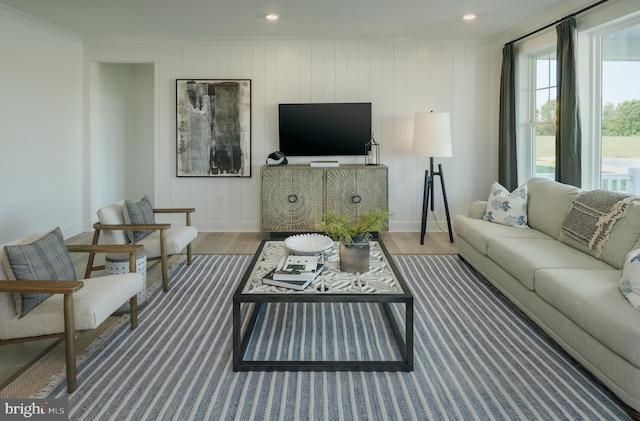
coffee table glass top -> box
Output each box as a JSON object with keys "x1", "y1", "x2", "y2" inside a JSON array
[{"x1": 241, "y1": 240, "x2": 405, "y2": 295}]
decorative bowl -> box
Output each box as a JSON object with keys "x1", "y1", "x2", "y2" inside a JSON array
[{"x1": 285, "y1": 233, "x2": 334, "y2": 256}]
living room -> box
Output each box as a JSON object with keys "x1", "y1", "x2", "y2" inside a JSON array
[
  {"x1": 0, "y1": 0, "x2": 637, "y2": 242},
  {"x1": 1, "y1": 0, "x2": 640, "y2": 419}
]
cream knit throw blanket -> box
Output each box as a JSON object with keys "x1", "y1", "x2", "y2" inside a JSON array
[{"x1": 561, "y1": 190, "x2": 640, "y2": 258}]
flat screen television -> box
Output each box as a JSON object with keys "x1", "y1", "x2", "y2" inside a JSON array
[{"x1": 278, "y1": 102, "x2": 372, "y2": 156}]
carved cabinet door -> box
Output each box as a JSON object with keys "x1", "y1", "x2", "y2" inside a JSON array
[
  {"x1": 261, "y1": 167, "x2": 325, "y2": 231},
  {"x1": 325, "y1": 166, "x2": 388, "y2": 220}
]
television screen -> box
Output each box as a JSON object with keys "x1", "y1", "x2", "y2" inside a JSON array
[{"x1": 278, "y1": 103, "x2": 372, "y2": 156}]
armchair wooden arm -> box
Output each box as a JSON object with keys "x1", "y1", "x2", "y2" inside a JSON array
[
  {"x1": 153, "y1": 207, "x2": 195, "y2": 226},
  {"x1": 0, "y1": 280, "x2": 84, "y2": 294},
  {"x1": 75, "y1": 239, "x2": 146, "y2": 281},
  {"x1": 67, "y1": 244, "x2": 143, "y2": 254},
  {"x1": 153, "y1": 208, "x2": 195, "y2": 214},
  {"x1": 92, "y1": 222, "x2": 172, "y2": 231}
]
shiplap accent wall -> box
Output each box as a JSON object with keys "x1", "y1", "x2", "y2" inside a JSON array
[{"x1": 85, "y1": 39, "x2": 501, "y2": 232}]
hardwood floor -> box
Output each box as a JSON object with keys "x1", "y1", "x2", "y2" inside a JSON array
[
  {"x1": 187, "y1": 231, "x2": 457, "y2": 255},
  {"x1": 0, "y1": 230, "x2": 457, "y2": 392}
]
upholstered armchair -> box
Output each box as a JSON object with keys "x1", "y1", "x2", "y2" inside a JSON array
[
  {"x1": 0, "y1": 227, "x2": 144, "y2": 393},
  {"x1": 87, "y1": 196, "x2": 197, "y2": 292}
]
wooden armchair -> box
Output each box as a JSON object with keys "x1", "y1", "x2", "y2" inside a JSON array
[
  {"x1": 87, "y1": 197, "x2": 197, "y2": 292},
  {"x1": 0, "y1": 229, "x2": 144, "y2": 393}
]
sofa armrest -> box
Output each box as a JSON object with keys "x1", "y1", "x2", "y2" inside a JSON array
[{"x1": 468, "y1": 201, "x2": 487, "y2": 219}]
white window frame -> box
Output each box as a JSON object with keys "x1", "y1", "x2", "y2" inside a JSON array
[
  {"x1": 515, "y1": 30, "x2": 556, "y2": 183},
  {"x1": 514, "y1": 1, "x2": 640, "y2": 188},
  {"x1": 530, "y1": 49, "x2": 557, "y2": 182},
  {"x1": 579, "y1": 14, "x2": 640, "y2": 190}
]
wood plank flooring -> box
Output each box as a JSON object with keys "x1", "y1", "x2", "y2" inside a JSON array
[
  {"x1": 0, "y1": 231, "x2": 457, "y2": 392},
  {"x1": 187, "y1": 231, "x2": 457, "y2": 255}
]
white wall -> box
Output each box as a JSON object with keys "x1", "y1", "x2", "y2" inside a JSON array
[
  {"x1": 84, "y1": 40, "x2": 502, "y2": 232},
  {"x1": 0, "y1": 6, "x2": 83, "y2": 244},
  {"x1": 124, "y1": 64, "x2": 154, "y2": 202},
  {"x1": 89, "y1": 62, "x2": 155, "y2": 214}
]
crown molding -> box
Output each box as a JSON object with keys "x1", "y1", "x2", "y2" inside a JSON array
[{"x1": 0, "y1": 3, "x2": 83, "y2": 42}]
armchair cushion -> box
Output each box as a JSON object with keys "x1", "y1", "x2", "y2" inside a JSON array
[
  {"x1": 123, "y1": 195, "x2": 156, "y2": 243},
  {"x1": 96, "y1": 200, "x2": 129, "y2": 244},
  {"x1": 137, "y1": 226, "x2": 198, "y2": 258},
  {"x1": 3, "y1": 227, "x2": 77, "y2": 318},
  {"x1": 0, "y1": 273, "x2": 143, "y2": 340}
]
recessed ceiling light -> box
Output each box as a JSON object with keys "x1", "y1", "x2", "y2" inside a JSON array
[
  {"x1": 266, "y1": 14, "x2": 279, "y2": 21},
  {"x1": 463, "y1": 14, "x2": 476, "y2": 21}
]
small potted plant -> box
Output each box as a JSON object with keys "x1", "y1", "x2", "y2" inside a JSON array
[{"x1": 318, "y1": 209, "x2": 391, "y2": 272}]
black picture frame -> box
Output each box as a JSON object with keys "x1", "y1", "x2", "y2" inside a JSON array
[{"x1": 176, "y1": 79, "x2": 251, "y2": 177}]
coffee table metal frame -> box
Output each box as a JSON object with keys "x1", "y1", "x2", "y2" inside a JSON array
[{"x1": 232, "y1": 239, "x2": 414, "y2": 372}]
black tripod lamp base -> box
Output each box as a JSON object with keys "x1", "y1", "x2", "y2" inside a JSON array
[{"x1": 419, "y1": 160, "x2": 453, "y2": 245}]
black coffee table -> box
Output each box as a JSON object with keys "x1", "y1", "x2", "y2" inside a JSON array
[{"x1": 232, "y1": 239, "x2": 413, "y2": 371}]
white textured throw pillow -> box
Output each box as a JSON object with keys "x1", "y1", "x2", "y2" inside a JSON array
[
  {"x1": 483, "y1": 182, "x2": 529, "y2": 228},
  {"x1": 620, "y1": 248, "x2": 640, "y2": 310}
]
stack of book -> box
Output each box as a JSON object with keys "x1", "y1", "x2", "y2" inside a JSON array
[{"x1": 263, "y1": 255, "x2": 324, "y2": 290}]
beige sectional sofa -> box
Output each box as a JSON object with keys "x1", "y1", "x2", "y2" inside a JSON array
[{"x1": 454, "y1": 177, "x2": 640, "y2": 416}]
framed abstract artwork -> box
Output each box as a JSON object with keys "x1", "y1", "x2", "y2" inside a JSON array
[{"x1": 176, "y1": 79, "x2": 251, "y2": 177}]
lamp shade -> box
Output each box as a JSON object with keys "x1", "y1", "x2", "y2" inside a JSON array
[{"x1": 412, "y1": 112, "x2": 452, "y2": 158}]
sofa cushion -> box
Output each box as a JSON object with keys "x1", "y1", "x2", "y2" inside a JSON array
[
  {"x1": 453, "y1": 215, "x2": 551, "y2": 256},
  {"x1": 620, "y1": 249, "x2": 640, "y2": 310},
  {"x1": 487, "y1": 238, "x2": 615, "y2": 290},
  {"x1": 535, "y1": 268, "x2": 640, "y2": 367},
  {"x1": 483, "y1": 182, "x2": 529, "y2": 228},
  {"x1": 527, "y1": 178, "x2": 581, "y2": 240},
  {"x1": 3, "y1": 228, "x2": 77, "y2": 318}
]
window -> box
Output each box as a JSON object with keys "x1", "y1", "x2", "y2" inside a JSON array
[
  {"x1": 599, "y1": 24, "x2": 640, "y2": 193},
  {"x1": 516, "y1": 6, "x2": 639, "y2": 188},
  {"x1": 532, "y1": 51, "x2": 556, "y2": 179}
]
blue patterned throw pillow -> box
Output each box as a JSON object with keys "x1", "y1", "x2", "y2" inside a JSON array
[
  {"x1": 620, "y1": 248, "x2": 640, "y2": 310},
  {"x1": 3, "y1": 227, "x2": 77, "y2": 318},
  {"x1": 123, "y1": 195, "x2": 156, "y2": 243},
  {"x1": 483, "y1": 182, "x2": 529, "y2": 229}
]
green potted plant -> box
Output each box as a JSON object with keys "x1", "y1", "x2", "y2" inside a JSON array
[
  {"x1": 318, "y1": 209, "x2": 391, "y2": 272},
  {"x1": 318, "y1": 209, "x2": 390, "y2": 244}
]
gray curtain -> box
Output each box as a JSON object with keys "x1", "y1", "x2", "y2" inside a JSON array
[
  {"x1": 499, "y1": 42, "x2": 518, "y2": 191},
  {"x1": 555, "y1": 18, "x2": 582, "y2": 187}
]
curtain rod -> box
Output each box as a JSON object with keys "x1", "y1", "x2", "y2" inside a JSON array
[{"x1": 507, "y1": 0, "x2": 610, "y2": 45}]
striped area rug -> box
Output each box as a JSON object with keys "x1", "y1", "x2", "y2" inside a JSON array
[{"x1": 43, "y1": 255, "x2": 627, "y2": 420}]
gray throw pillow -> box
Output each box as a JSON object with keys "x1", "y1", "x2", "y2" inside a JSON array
[
  {"x1": 123, "y1": 195, "x2": 156, "y2": 243},
  {"x1": 3, "y1": 227, "x2": 77, "y2": 318}
]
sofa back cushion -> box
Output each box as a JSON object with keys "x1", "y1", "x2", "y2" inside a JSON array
[{"x1": 526, "y1": 178, "x2": 581, "y2": 239}]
